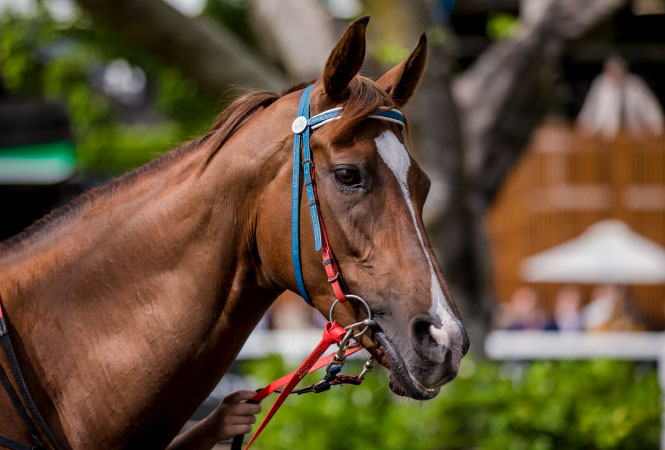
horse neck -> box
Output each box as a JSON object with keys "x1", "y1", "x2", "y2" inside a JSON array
[{"x1": 0, "y1": 129, "x2": 286, "y2": 447}]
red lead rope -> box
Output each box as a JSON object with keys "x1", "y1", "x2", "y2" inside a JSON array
[{"x1": 243, "y1": 321, "x2": 360, "y2": 449}]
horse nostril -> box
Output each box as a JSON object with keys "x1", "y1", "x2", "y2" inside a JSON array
[
  {"x1": 410, "y1": 316, "x2": 452, "y2": 364},
  {"x1": 410, "y1": 315, "x2": 468, "y2": 361},
  {"x1": 411, "y1": 316, "x2": 439, "y2": 350}
]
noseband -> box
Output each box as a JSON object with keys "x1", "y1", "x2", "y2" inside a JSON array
[{"x1": 290, "y1": 84, "x2": 405, "y2": 318}]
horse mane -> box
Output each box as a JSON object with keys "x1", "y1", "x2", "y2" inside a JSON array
[{"x1": 0, "y1": 77, "x2": 392, "y2": 253}]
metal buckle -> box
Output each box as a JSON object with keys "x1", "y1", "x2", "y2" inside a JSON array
[
  {"x1": 325, "y1": 328, "x2": 354, "y2": 375},
  {"x1": 357, "y1": 357, "x2": 375, "y2": 380}
]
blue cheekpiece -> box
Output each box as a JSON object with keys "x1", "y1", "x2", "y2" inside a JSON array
[{"x1": 290, "y1": 84, "x2": 405, "y2": 306}]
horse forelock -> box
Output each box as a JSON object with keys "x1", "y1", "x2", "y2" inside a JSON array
[{"x1": 324, "y1": 76, "x2": 395, "y2": 143}]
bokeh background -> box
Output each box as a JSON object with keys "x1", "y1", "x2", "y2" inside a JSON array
[{"x1": 2, "y1": 0, "x2": 665, "y2": 448}]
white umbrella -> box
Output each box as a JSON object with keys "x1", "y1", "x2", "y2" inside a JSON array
[{"x1": 521, "y1": 220, "x2": 665, "y2": 284}]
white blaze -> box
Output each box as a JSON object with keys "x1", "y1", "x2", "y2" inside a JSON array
[{"x1": 374, "y1": 131, "x2": 462, "y2": 351}]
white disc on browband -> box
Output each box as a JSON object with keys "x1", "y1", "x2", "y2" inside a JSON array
[{"x1": 292, "y1": 116, "x2": 308, "y2": 134}]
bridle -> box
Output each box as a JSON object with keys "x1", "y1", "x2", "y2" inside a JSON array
[
  {"x1": 291, "y1": 82, "x2": 404, "y2": 341},
  {"x1": 232, "y1": 84, "x2": 406, "y2": 450},
  {"x1": 290, "y1": 84, "x2": 404, "y2": 312},
  {"x1": 290, "y1": 83, "x2": 404, "y2": 338}
]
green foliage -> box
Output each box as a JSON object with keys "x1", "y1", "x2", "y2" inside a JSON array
[
  {"x1": 373, "y1": 43, "x2": 411, "y2": 66},
  {"x1": 76, "y1": 122, "x2": 184, "y2": 172},
  {"x1": 486, "y1": 12, "x2": 519, "y2": 40},
  {"x1": 240, "y1": 357, "x2": 661, "y2": 450},
  {"x1": 427, "y1": 26, "x2": 448, "y2": 47},
  {"x1": 0, "y1": 6, "x2": 216, "y2": 174}
]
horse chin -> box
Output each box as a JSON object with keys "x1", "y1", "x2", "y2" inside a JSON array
[{"x1": 374, "y1": 331, "x2": 439, "y2": 401}]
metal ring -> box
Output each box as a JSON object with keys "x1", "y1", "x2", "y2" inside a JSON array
[{"x1": 328, "y1": 294, "x2": 373, "y2": 340}]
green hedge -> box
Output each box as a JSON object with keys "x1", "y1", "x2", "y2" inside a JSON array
[{"x1": 239, "y1": 356, "x2": 661, "y2": 450}]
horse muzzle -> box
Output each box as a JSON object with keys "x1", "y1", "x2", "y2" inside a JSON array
[{"x1": 371, "y1": 314, "x2": 468, "y2": 400}]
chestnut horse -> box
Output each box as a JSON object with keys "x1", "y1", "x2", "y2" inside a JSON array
[{"x1": 0, "y1": 17, "x2": 468, "y2": 449}]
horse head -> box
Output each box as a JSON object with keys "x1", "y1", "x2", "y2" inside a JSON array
[{"x1": 258, "y1": 17, "x2": 468, "y2": 400}]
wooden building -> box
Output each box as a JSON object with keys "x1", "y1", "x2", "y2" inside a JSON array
[{"x1": 488, "y1": 120, "x2": 665, "y2": 328}]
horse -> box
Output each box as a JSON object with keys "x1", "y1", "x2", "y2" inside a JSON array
[{"x1": 0, "y1": 17, "x2": 468, "y2": 449}]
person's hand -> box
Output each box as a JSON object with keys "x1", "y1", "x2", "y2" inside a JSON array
[
  {"x1": 165, "y1": 390, "x2": 262, "y2": 450},
  {"x1": 209, "y1": 390, "x2": 262, "y2": 441}
]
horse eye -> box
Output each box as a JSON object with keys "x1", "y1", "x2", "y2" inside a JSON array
[{"x1": 334, "y1": 168, "x2": 361, "y2": 186}]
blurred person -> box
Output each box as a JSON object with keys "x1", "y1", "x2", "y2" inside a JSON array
[
  {"x1": 499, "y1": 286, "x2": 556, "y2": 330},
  {"x1": 167, "y1": 390, "x2": 261, "y2": 450},
  {"x1": 582, "y1": 284, "x2": 620, "y2": 331},
  {"x1": 582, "y1": 284, "x2": 646, "y2": 331},
  {"x1": 553, "y1": 285, "x2": 583, "y2": 331},
  {"x1": 577, "y1": 56, "x2": 664, "y2": 139}
]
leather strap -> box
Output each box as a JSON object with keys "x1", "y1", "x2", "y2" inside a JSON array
[
  {"x1": 300, "y1": 90, "x2": 323, "y2": 254},
  {"x1": 290, "y1": 84, "x2": 405, "y2": 305},
  {"x1": 242, "y1": 321, "x2": 349, "y2": 449},
  {"x1": 0, "y1": 365, "x2": 43, "y2": 449},
  {"x1": 310, "y1": 167, "x2": 346, "y2": 301},
  {"x1": 249, "y1": 343, "x2": 363, "y2": 404},
  {"x1": 0, "y1": 436, "x2": 38, "y2": 450},
  {"x1": 230, "y1": 343, "x2": 362, "y2": 450},
  {"x1": 0, "y1": 305, "x2": 61, "y2": 450},
  {"x1": 291, "y1": 84, "x2": 318, "y2": 305}
]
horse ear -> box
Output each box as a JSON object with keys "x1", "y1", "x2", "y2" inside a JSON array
[
  {"x1": 322, "y1": 16, "x2": 369, "y2": 100},
  {"x1": 376, "y1": 34, "x2": 427, "y2": 107}
]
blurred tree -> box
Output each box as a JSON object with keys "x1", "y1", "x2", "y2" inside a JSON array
[
  {"x1": 73, "y1": 0, "x2": 286, "y2": 96},
  {"x1": 0, "y1": 5, "x2": 222, "y2": 172}
]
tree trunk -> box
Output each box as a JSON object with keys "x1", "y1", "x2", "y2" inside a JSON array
[
  {"x1": 249, "y1": 0, "x2": 337, "y2": 80},
  {"x1": 455, "y1": 0, "x2": 629, "y2": 204}
]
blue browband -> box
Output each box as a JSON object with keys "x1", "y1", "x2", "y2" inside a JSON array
[{"x1": 291, "y1": 84, "x2": 405, "y2": 306}]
